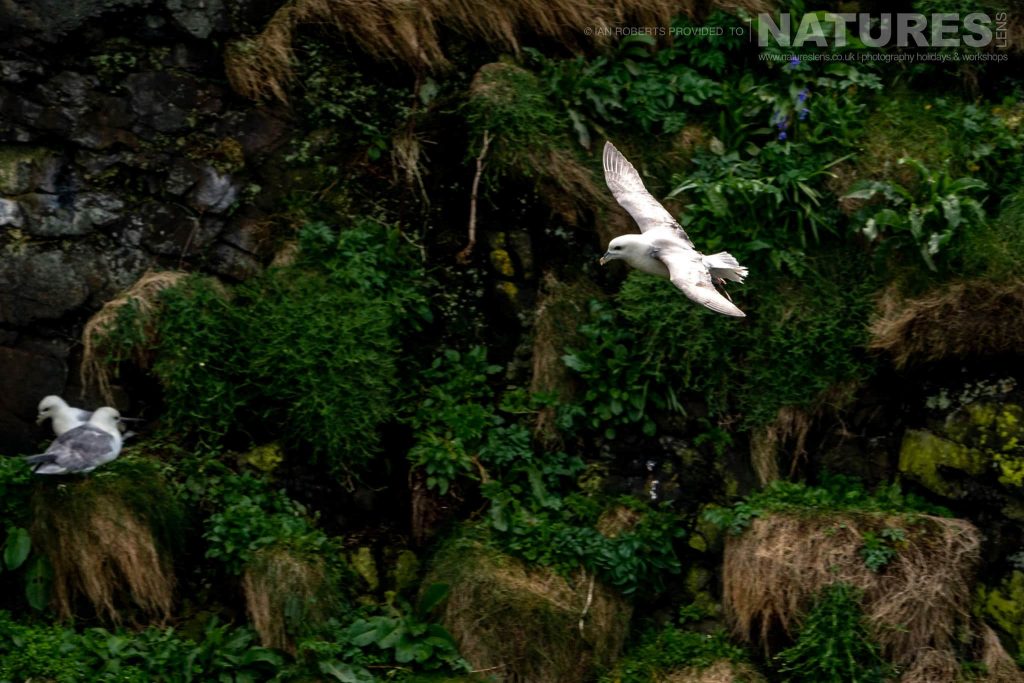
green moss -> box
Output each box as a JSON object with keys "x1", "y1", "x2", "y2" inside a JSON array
[
  {"x1": 0, "y1": 145, "x2": 52, "y2": 195},
  {"x1": 858, "y1": 95, "x2": 954, "y2": 183},
  {"x1": 239, "y1": 443, "x2": 284, "y2": 474},
  {"x1": 942, "y1": 402, "x2": 1024, "y2": 488},
  {"x1": 898, "y1": 429, "x2": 986, "y2": 498},
  {"x1": 958, "y1": 190, "x2": 1024, "y2": 279},
  {"x1": 350, "y1": 547, "x2": 379, "y2": 591},
  {"x1": 390, "y1": 550, "x2": 420, "y2": 594},
  {"x1": 976, "y1": 570, "x2": 1024, "y2": 654}
]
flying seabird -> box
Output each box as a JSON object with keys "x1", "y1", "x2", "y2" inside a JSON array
[
  {"x1": 37, "y1": 395, "x2": 93, "y2": 436},
  {"x1": 599, "y1": 141, "x2": 748, "y2": 317},
  {"x1": 24, "y1": 407, "x2": 123, "y2": 475}
]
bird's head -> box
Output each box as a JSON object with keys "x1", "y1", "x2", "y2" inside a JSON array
[
  {"x1": 90, "y1": 407, "x2": 121, "y2": 432},
  {"x1": 37, "y1": 395, "x2": 68, "y2": 425},
  {"x1": 600, "y1": 235, "x2": 645, "y2": 265}
]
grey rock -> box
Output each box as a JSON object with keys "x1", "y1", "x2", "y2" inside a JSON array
[
  {"x1": 0, "y1": 0, "x2": 150, "y2": 44},
  {"x1": 208, "y1": 241, "x2": 262, "y2": 281},
  {"x1": 0, "y1": 248, "x2": 102, "y2": 325},
  {"x1": 167, "y1": 0, "x2": 227, "y2": 39},
  {"x1": 135, "y1": 201, "x2": 220, "y2": 256},
  {"x1": 0, "y1": 198, "x2": 24, "y2": 227},
  {"x1": 0, "y1": 60, "x2": 44, "y2": 84},
  {"x1": 189, "y1": 165, "x2": 239, "y2": 213},
  {"x1": 0, "y1": 145, "x2": 62, "y2": 194},
  {"x1": 0, "y1": 345, "x2": 68, "y2": 454},
  {"x1": 20, "y1": 192, "x2": 124, "y2": 237},
  {"x1": 125, "y1": 71, "x2": 198, "y2": 133}
]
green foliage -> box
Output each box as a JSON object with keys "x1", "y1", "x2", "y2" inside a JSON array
[
  {"x1": 202, "y1": 472, "x2": 330, "y2": 575},
  {"x1": 346, "y1": 587, "x2": 467, "y2": 672},
  {"x1": 0, "y1": 611, "x2": 282, "y2": 683},
  {"x1": 602, "y1": 604, "x2": 748, "y2": 683},
  {"x1": 705, "y1": 475, "x2": 952, "y2": 535},
  {"x1": 406, "y1": 347, "x2": 503, "y2": 494},
  {"x1": 845, "y1": 158, "x2": 989, "y2": 270},
  {"x1": 101, "y1": 221, "x2": 429, "y2": 477},
  {"x1": 859, "y1": 527, "x2": 906, "y2": 572},
  {"x1": 527, "y1": 16, "x2": 737, "y2": 145},
  {"x1": 288, "y1": 37, "x2": 410, "y2": 164},
  {"x1": 564, "y1": 250, "x2": 878, "y2": 437},
  {"x1": 958, "y1": 189, "x2": 1024, "y2": 279},
  {"x1": 774, "y1": 583, "x2": 890, "y2": 683},
  {"x1": 465, "y1": 62, "x2": 565, "y2": 169},
  {"x1": 670, "y1": 144, "x2": 851, "y2": 270}
]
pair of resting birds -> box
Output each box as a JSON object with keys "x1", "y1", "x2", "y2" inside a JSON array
[{"x1": 26, "y1": 396, "x2": 125, "y2": 475}]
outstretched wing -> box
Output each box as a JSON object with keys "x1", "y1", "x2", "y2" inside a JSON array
[
  {"x1": 603, "y1": 142, "x2": 692, "y2": 245},
  {"x1": 651, "y1": 240, "x2": 746, "y2": 317}
]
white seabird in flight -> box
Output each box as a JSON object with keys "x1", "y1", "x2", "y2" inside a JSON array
[
  {"x1": 24, "y1": 407, "x2": 124, "y2": 475},
  {"x1": 599, "y1": 141, "x2": 748, "y2": 317},
  {"x1": 37, "y1": 395, "x2": 93, "y2": 436}
]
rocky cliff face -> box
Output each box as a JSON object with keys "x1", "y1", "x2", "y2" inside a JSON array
[{"x1": 0, "y1": 0, "x2": 285, "y2": 451}]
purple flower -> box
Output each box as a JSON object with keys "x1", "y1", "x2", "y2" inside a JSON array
[
  {"x1": 787, "y1": 56, "x2": 801, "y2": 70},
  {"x1": 799, "y1": 107, "x2": 809, "y2": 120},
  {"x1": 797, "y1": 88, "x2": 808, "y2": 102},
  {"x1": 778, "y1": 131, "x2": 787, "y2": 141}
]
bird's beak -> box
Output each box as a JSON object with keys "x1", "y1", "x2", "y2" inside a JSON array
[
  {"x1": 36, "y1": 414, "x2": 45, "y2": 425},
  {"x1": 599, "y1": 253, "x2": 610, "y2": 266}
]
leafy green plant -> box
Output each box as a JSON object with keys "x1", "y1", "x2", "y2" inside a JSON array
[
  {"x1": 860, "y1": 527, "x2": 907, "y2": 572},
  {"x1": 202, "y1": 473, "x2": 329, "y2": 575},
  {"x1": 562, "y1": 299, "x2": 684, "y2": 439},
  {"x1": 706, "y1": 475, "x2": 951, "y2": 535},
  {"x1": 405, "y1": 347, "x2": 502, "y2": 494},
  {"x1": 774, "y1": 583, "x2": 890, "y2": 683},
  {"x1": 602, "y1": 602, "x2": 748, "y2": 682},
  {"x1": 346, "y1": 585, "x2": 467, "y2": 673},
  {"x1": 844, "y1": 158, "x2": 989, "y2": 270},
  {"x1": 100, "y1": 220, "x2": 430, "y2": 477},
  {"x1": 0, "y1": 611, "x2": 282, "y2": 683}
]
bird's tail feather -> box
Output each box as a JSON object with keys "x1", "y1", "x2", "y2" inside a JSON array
[{"x1": 704, "y1": 251, "x2": 748, "y2": 283}]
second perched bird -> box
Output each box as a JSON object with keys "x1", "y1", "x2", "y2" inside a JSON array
[
  {"x1": 599, "y1": 141, "x2": 748, "y2": 317},
  {"x1": 37, "y1": 395, "x2": 93, "y2": 436},
  {"x1": 24, "y1": 407, "x2": 123, "y2": 475}
]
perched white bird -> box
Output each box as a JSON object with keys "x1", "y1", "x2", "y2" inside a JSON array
[
  {"x1": 24, "y1": 407, "x2": 123, "y2": 475},
  {"x1": 37, "y1": 395, "x2": 93, "y2": 436},
  {"x1": 599, "y1": 141, "x2": 748, "y2": 317}
]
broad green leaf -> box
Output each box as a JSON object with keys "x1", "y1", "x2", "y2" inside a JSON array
[{"x1": 4, "y1": 527, "x2": 30, "y2": 570}]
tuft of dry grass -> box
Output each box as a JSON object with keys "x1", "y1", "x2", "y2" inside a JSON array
[
  {"x1": 869, "y1": 280, "x2": 1024, "y2": 369},
  {"x1": 427, "y1": 539, "x2": 631, "y2": 683},
  {"x1": 243, "y1": 546, "x2": 332, "y2": 652},
  {"x1": 978, "y1": 624, "x2": 1024, "y2": 683},
  {"x1": 31, "y1": 479, "x2": 177, "y2": 624},
  {"x1": 899, "y1": 648, "x2": 962, "y2": 683},
  {"x1": 80, "y1": 271, "x2": 188, "y2": 405},
  {"x1": 723, "y1": 512, "x2": 980, "y2": 668},
  {"x1": 224, "y1": 0, "x2": 780, "y2": 102},
  {"x1": 660, "y1": 660, "x2": 766, "y2": 683}
]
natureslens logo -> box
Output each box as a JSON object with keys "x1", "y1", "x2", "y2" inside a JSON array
[{"x1": 757, "y1": 12, "x2": 1010, "y2": 49}]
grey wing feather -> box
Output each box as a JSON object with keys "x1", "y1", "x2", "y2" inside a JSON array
[
  {"x1": 653, "y1": 241, "x2": 746, "y2": 317},
  {"x1": 72, "y1": 408, "x2": 93, "y2": 422},
  {"x1": 36, "y1": 426, "x2": 115, "y2": 473},
  {"x1": 603, "y1": 142, "x2": 693, "y2": 245}
]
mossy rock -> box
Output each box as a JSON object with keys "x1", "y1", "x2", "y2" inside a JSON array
[
  {"x1": 976, "y1": 570, "x2": 1024, "y2": 656},
  {"x1": 0, "y1": 145, "x2": 57, "y2": 194},
  {"x1": 660, "y1": 660, "x2": 766, "y2": 682},
  {"x1": 898, "y1": 429, "x2": 986, "y2": 498},
  {"x1": 947, "y1": 403, "x2": 1024, "y2": 488},
  {"x1": 425, "y1": 537, "x2": 631, "y2": 683}
]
